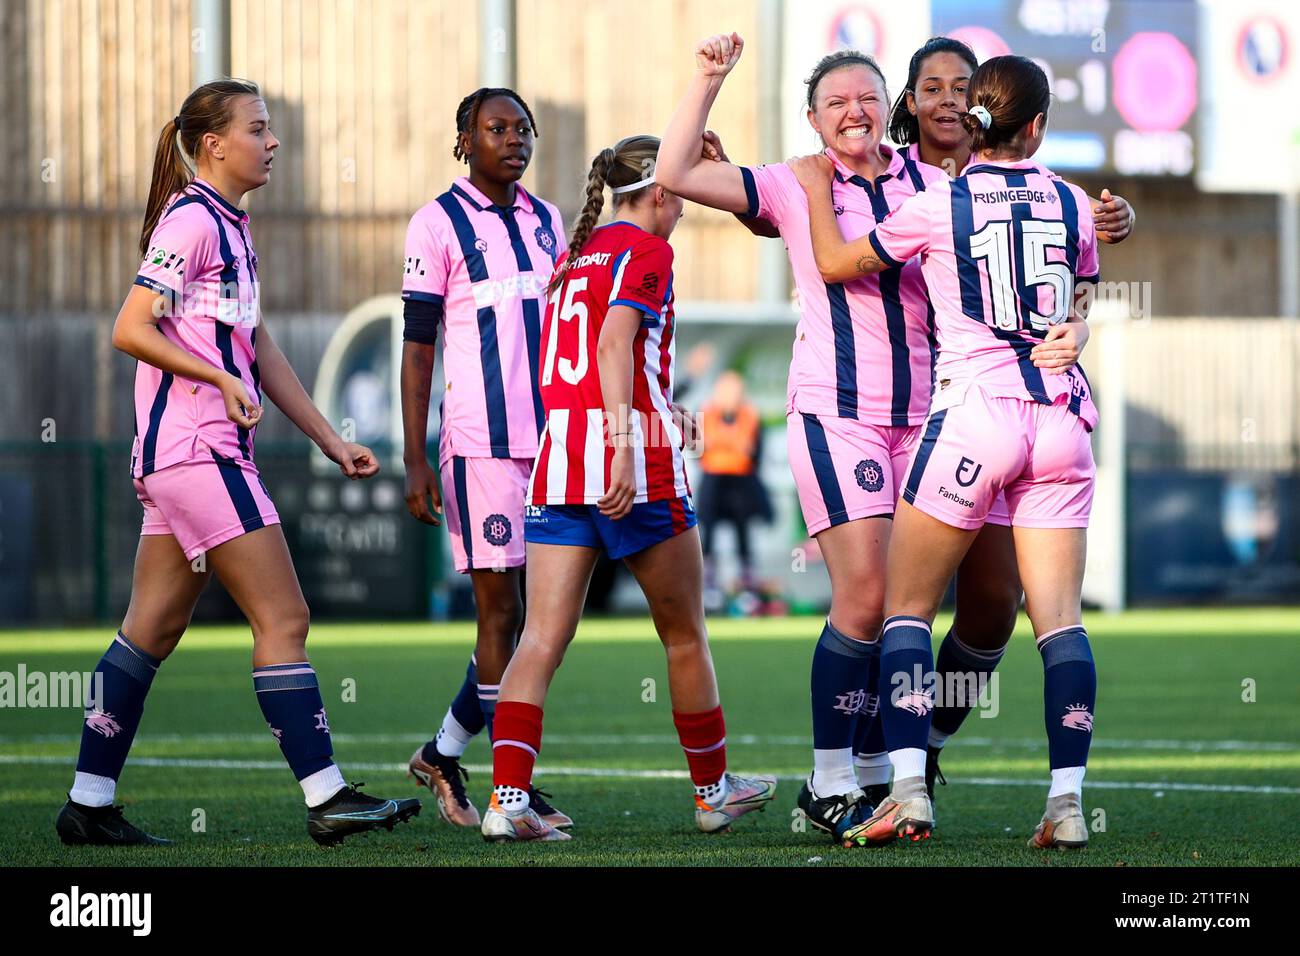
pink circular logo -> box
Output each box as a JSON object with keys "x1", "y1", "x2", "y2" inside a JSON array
[
  {"x1": 943, "y1": 26, "x2": 1011, "y2": 64},
  {"x1": 1113, "y1": 32, "x2": 1198, "y2": 131}
]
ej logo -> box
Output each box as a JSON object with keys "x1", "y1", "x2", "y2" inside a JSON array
[{"x1": 956, "y1": 457, "x2": 982, "y2": 488}]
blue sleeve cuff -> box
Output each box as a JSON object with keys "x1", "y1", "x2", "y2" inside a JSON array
[
  {"x1": 868, "y1": 231, "x2": 904, "y2": 269},
  {"x1": 739, "y1": 167, "x2": 760, "y2": 219},
  {"x1": 401, "y1": 290, "x2": 446, "y2": 304},
  {"x1": 134, "y1": 274, "x2": 183, "y2": 314},
  {"x1": 134, "y1": 274, "x2": 176, "y2": 296},
  {"x1": 610, "y1": 297, "x2": 659, "y2": 319}
]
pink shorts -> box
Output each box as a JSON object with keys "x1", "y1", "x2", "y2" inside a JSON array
[
  {"x1": 900, "y1": 388, "x2": 1095, "y2": 531},
  {"x1": 136, "y1": 453, "x2": 280, "y2": 561},
  {"x1": 787, "y1": 412, "x2": 919, "y2": 536},
  {"x1": 442, "y1": 456, "x2": 532, "y2": 573}
]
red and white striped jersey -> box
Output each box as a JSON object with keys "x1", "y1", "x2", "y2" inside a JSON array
[{"x1": 529, "y1": 220, "x2": 689, "y2": 505}]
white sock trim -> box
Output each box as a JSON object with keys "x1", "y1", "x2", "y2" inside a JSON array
[
  {"x1": 70, "y1": 772, "x2": 117, "y2": 808},
  {"x1": 301, "y1": 763, "x2": 346, "y2": 807},
  {"x1": 889, "y1": 747, "x2": 927, "y2": 782},
  {"x1": 695, "y1": 775, "x2": 729, "y2": 807},
  {"x1": 853, "y1": 751, "x2": 892, "y2": 787},
  {"x1": 811, "y1": 748, "x2": 858, "y2": 797},
  {"x1": 493, "y1": 784, "x2": 530, "y2": 813},
  {"x1": 434, "y1": 709, "x2": 474, "y2": 758},
  {"x1": 1048, "y1": 766, "x2": 1086, "y2": 799}
]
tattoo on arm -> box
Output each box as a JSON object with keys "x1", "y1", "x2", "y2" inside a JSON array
[{"x1": 855, "y1": 251, "x2": 880, "y2": 275}]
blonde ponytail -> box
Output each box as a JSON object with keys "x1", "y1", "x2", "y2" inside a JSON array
[
  {"x1": 139, "y1": 78, "x2": 262, "y2": 256},
  {"x1": 549, "y1": 136, "x2": 663, "y2": 293}
]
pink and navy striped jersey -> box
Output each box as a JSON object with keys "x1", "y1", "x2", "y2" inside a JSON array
[
  {"x1": 740, "y1": 146, "x2": 944, "y2": 427},
  {"x1": 402, "y1": 177, "x2": 564, "y2": 463},
  {"x1": 897, "y1": 142, "x2": 938, "y2": 187},
  {"x1": 868, "y1": 157, "x2": 1100, "y2": 428},
  {"x1": 130, "y1": 178, "x2": 262, "y2": 478},
  {"x1": 529, "y1": 221, "x2": 688, "y2": 505}
]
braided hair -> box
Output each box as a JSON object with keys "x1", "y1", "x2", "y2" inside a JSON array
[
  {"x1": 548, "y1": 134, "x2": 660, "y2": 294},
  {"x1": 453, "y1": 87, "x2": 539, "y2": 163}
]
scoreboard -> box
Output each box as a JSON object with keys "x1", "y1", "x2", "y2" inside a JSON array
[
  {"x1": 931, "y1": 0, "x2": 1200, "y2": 176},
  {"x1": 784, "y1": 0, "x2": 1211, "y2": 179}
]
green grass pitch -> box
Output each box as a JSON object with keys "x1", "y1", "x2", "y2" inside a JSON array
[{"x1": 1, "y1": 608, "x2": 1297, "y2": 867}]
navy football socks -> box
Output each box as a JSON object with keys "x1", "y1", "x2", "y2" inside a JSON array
[
  {"x1": 878, "y1": 616, "x2": 935, "y2": 782},
  {"x1": 810, "y1": 619, "x2": 875, "y2": 795},
  {"x1": 1038, "y1": 625, "x2": 1096, "y2": 795},
  {"x1": 70, "y1": 632, "x2": 161, "y2": 806}
]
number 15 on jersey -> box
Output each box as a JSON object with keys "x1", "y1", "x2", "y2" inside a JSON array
[{"x1": 542, "y1": 277, "x2": 590, "y2": 387}]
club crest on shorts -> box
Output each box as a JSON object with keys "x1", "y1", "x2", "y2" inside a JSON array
[
  {"x1": 534, "y1": 225, "x2": 555, "y2": 255},
  {"x1": 483, "y1": 513, "x2": 513, "y2": 547},
  {"x1": 956, "y1": 457, "x2": 982, "y2": 487},
  {"x1": 855, "y1": 458, "x2": 884, "y2": 493}
]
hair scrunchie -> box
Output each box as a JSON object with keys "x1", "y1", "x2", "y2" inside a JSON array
[{"x1": 967, "y1": 105, "x2": 992, "y2": 130}]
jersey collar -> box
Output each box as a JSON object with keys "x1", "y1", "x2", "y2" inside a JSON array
[
  {"x1": 189, "y1": 178, "x2": 249, "y2": 223},
  {"x1": 827, "y1": 144, "x2": 905, "y2": 188},
  {"x1": 452, "y1": 176, "x2": 536, "y2": 215},
  {"x1": 960, "y1": 156, "x2": 1048, "y2": 178}
]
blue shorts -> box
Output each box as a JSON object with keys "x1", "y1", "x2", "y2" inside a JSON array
[{"x1": 523, "y1": 497, "x2": 698, "y2": 560}]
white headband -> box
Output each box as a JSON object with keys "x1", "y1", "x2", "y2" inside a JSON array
[
  {"x1": 968, "y1": 105, "x2": 993, "y2": 130},
  {"x1": 610, "y1": 175, "x2": 656, "y2": 195}
]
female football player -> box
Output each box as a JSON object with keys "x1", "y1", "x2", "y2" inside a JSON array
[
  {"x1": 880, "y1": 35, "x2": 1132, "y2": 801},
  {"x1": 399, "y1": 86, "x2": 572, "y2": 832},
  {"x1": 658, "y1": 33, "x2": 1025, "y2": 845},
  {"x1": 793, "y1": 55, "x2": 1101, "y2": 848},
  {"x1": 480, "y1": 135, "x2": 777, "y2": 842},
  {"x1": 56, "y1": 79, "x2": 419, "y2": 847}
]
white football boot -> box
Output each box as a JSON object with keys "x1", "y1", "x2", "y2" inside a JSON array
[
  {"x1": 1028, "y1": 792, "x2": 1089, "y2": 849},
  {"x1": 694, "y1": 772, "x2": 778, "y2": 833},
  {"x1": 481, "y1": 791, "x2": 571, "y2": 843}
]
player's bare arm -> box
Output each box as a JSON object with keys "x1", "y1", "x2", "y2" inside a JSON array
[
  {"x1": 704, "y1": 129, "x2": 781, "y2": 240},
  {"x1": 656, "y1": 32, "x2": 752, "y2": 214},
  {"x1": 790, "y1": 154, "x2": 887, "y2": 282},
  {"x1": 399, "y1": 339, "x2": 442, "y2": 525},
  {"x1": 258, "y1": 320, "x2": 378, "y2": 479},
  {"x1": 595, "y1": 304, "x2": 642, "y2": 520},
  {"x1": 112, "y1": 284, "x2": 261, "y2": 431}
]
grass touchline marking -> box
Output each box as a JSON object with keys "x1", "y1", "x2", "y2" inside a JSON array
[
  {"x1": 1, "y1": 732, "x2": 1296, "y2": 752},
  {"x1": 2, "y1": 754, "x2": 1297, "y2": 795}
]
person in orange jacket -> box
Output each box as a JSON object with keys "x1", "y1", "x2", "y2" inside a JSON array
[{"x1": 697, "y1": 371, "x2": 772, "y2": 605}]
